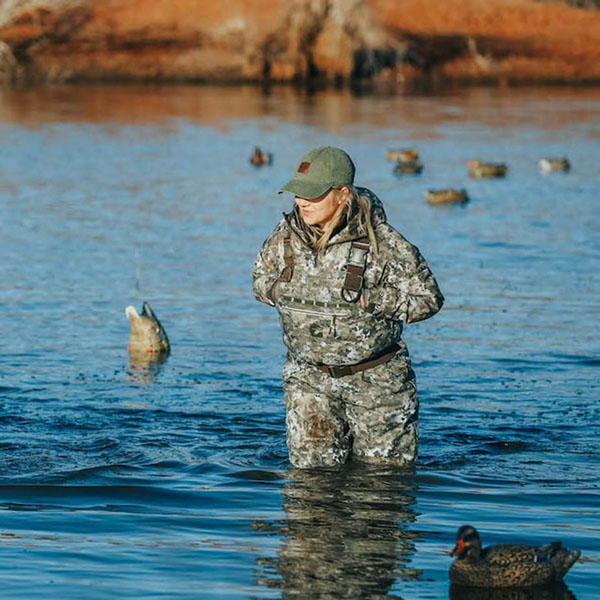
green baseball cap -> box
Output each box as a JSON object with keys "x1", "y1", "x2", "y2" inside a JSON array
[{"x1": 279, "y1": 146, "x2": 356, "y2": 199}]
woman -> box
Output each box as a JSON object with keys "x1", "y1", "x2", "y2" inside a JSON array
[{"x1": 252, "y1": 146, "x2": 443, "y2": 468}]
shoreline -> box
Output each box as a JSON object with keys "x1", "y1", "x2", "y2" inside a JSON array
[{"x1": 3, "y1": 75, "x2": 600, "y2": 91}]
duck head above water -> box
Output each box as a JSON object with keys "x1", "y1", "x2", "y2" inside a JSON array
[{"x1": 450, "y1": 525, "x2": 482, "y2": 560}]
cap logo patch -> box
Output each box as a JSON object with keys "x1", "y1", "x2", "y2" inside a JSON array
[{"x1": 297, "y1": 161, "x2": 311, "y2": 174}]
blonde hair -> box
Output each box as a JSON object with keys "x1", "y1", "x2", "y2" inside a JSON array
[{"x1": 296, "y1": 185, "x2": 378, "y2": 253}]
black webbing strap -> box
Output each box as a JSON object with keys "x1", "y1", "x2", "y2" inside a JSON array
[
  {"x1": 316, "y1": 343, "x2": 400, "y2": 378},
  {"x1": 341, "y1": 237, "x2": 370, "y2": 303},
  {"x1": 279, "y1": 231, "x2": 294, "y2": 283}
]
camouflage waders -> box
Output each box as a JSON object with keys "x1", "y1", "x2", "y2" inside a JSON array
[
  {"x1": 283, "y1": 344, "x2": 418, "y2": 468},
  {"x1": 252, "y1": 188, "x2": 443, "y2": 468}
]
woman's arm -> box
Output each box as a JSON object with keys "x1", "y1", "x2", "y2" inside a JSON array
[
  {"x1": 362, "y1": 224, "x2": 444, "y2": 323},
  {"x1": 252, "y1": 222, "x2": 286, "y2": 306}
]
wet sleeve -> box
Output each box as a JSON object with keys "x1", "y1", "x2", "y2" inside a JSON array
[
  {"x1": 363, "y1": 225, "x2": 444, "y2": 324},
  {"x1": 252, "y1": 223, "x2": 285, "y2": 307}
]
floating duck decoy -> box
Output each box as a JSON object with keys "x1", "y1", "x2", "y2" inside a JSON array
[
  {"x1": 467, "y1": 159, "x2": 508, "y2": 179},
  {"x1": 539, "y1": 157, "x2": 570, "y2": 173},
  {"x1": 250, "y1": 146, "x2": 272, "y2": 167},
  {"x1": 393, "y1": 160, "x2": 423, "y2": 175},
  {"x1": 386, "y1": 148, "x2": 419, "y2": 163},
  {"x1": 449, "y1": 525, "x2": 580, "y2": 588},
  {"x1": 424, "y1": 188, "x2": 469, "y2": 205},
  {"x1": 125, "y1": 302, "x2": 170, "y2": 356}
]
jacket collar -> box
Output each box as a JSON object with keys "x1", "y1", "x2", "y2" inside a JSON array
[{"x1": 284, "y1": 187, "x2": 387, "y2": 247}]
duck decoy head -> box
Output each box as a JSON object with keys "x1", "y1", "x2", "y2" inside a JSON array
[
  {"x1": 450, "y1": 525, "x2": 482, "y2": 559},
  {"x1": 250, "y1": 146, "x2": 271, "y2": 166}
]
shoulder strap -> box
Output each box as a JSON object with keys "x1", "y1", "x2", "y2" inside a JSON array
[
  {"x1": 341, "y1": 237, "x2": 370, "y2": 303},
  {"x1": 278, "y1": 230, "x2": 294, "y2": 283}
]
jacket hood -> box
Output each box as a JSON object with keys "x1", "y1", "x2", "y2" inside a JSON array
[{"x1": 284, "y1": 187, "x2": 387, "y2": 247}]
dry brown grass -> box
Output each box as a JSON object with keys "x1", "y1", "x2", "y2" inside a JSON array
[
  {"x1": 372, "y1": 0, "x2": 600, "y2": 57},
  {"x1": 2, "y1": 0, "x2": 598, "y2": 84},
  {"x1": 87, "y1": 0, "x2": 282, "y2": 36},
  {"x1": 369, "y1": 0, "x2": 600, "y2": 81}
]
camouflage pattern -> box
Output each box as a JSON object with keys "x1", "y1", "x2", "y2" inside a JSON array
[
  {"x1": 252, "y1": 187, "x2": 443, "y2": 468},
  {"x1": 283, "y1": 347, "x2": 418, "y2": 467}
]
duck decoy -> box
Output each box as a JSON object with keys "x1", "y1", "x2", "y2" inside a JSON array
[
  {"x1": 539, "y1": 157, "x2": 570, "y2": 173},
  {"x1": 125, "y1": 302, "x2": 170, "y2": 356},
  {"x1": 386, "y1": 148, "x2": 419, "y2": 163},
  {"x1": 424, "y1": 188, "x2": 469, "y2": 205},
  {"x1": 467, "y1": 159, "x2": 508, "y2": 179},
  {"x1": 250, "y1": 146, "x2": 272, "y2": 167},
  {"x1": 449, "y1": 525, "x2": 580, "y2": 588},
  {"x1": 393, "y1": 160, "x2": 423, "y2": 175}
]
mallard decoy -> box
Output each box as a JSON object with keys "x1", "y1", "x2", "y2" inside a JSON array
[
  {"x1": 539, "y1": 157, "x2": 570, "y2": 173},
  {"x1": 250, "y1": 146, "x2": 272, "y2": 167},
  {"x1": 449, "y1": 525, "x2": 580, "y2": 588},
  {"x1": 393, "y1": 160, "x2": 423, "y2": 175},
  {"x1": 467, "y1": 159, "x2": 507, "y2": 179},
  {"x1": 386, "y1": 148, "x2": 419, "y2": 163},
  {"x1": 425, "y1": 188, "x2": 469, "y2": 205},
  {"x1": 125, "y1": 302, "x2": 170, "y2": 356}
]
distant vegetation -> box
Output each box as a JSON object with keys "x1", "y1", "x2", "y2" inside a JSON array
[
  {"x1": 544, "y1": 0, "x2": 599, "y2": 7},
  {"x1": 375, "y1": 0, "x2": 600, "y2": 85},
  {"x1": 1, "y1": 0, "x2": 599, "y2": 86}
]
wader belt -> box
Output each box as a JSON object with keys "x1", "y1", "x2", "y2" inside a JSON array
[
  {"x1": 341, "y1": 237, "x2": 370, "y2": 303},
  {"x1": 315, "y1": 343, "x2": 400, "y2": 378}
]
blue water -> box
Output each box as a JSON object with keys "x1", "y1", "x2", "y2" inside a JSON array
[{"x1": 0, "y1": 84, "x2": 598, "y2": 599}]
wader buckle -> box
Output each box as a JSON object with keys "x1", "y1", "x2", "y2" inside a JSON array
[
  {"x1": 341, "y1": 238, "x2": 370, "y2": 303},
  {"x1": 347, "y1": 240, "x2": 370, "y2": 267},
  {"x1": 325, "y1": 364, "x2": 353, "y2": 378}
]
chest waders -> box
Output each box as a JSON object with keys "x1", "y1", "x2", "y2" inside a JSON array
[{"x1": 277, "y1": 230, "x2": 400, "y2": 377}]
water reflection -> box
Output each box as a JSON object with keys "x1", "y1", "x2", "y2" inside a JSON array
[
  {"x1": 253, "y1": 464, "x2": 420, "y2": 597},
  {"x1": 449, "y1": 582, "x2": 577, "y2": 600},
  {"x1": 0, "y1": 84, "x2": 598, "y2": 134},
  {"x1": 126, "y1": 349, "x2": 168, "y2": 383}
]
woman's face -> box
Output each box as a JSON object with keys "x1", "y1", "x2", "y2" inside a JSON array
[{"x1": 295, "y1": 187, "x2": 347, "y2": 227}]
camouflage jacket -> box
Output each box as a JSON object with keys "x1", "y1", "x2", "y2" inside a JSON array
[{"x1": 252, "y1": 188, "x2": 444, "y2": 366}]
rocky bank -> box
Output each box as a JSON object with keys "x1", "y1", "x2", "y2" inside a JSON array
[{"x1": 1, "y1": 0, "x2": 599, "y2": 87}]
